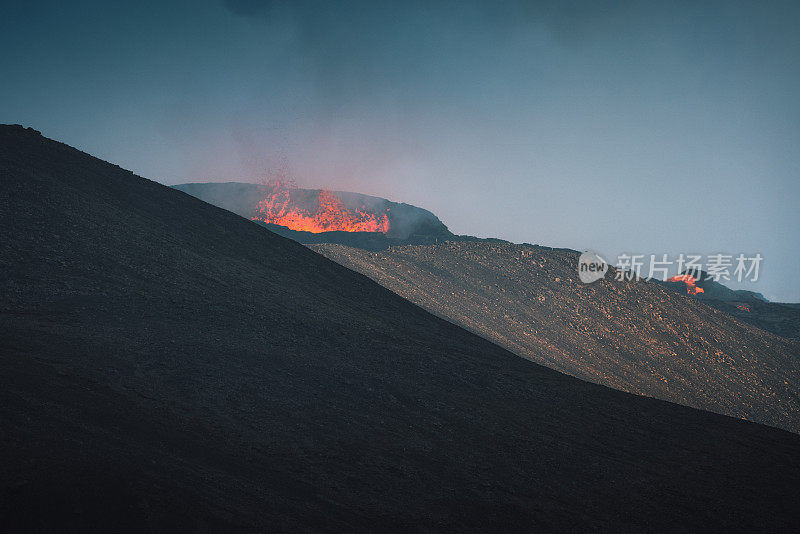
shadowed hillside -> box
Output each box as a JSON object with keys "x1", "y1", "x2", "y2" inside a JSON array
[
  {"x1": 312, "y1": 242, "x2": 800, "y2": 434},
  {"x1": 2, "y1": 125, "x2": 800, "y2": 532}
]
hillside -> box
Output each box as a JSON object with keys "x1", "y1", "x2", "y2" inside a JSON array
[
  {"x1": 2, "y1": 125, "x2": 800, "y2": 531},
  {"x1": 312, "y1": 242, "x2": 800, "y2": 434}
]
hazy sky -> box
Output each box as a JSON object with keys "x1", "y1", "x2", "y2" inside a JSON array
[{"x1": 2, "y1": 1, "x2": 799, "y2": 300}]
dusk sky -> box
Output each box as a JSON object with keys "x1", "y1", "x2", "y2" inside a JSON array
[{"x1": 2, "y1": 0, "x2": 799, "y2": 300}]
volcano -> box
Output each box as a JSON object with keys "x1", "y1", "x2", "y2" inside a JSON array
[
  {"x1": 173, "y1": 181, "x2": 505, "y2": 251},
  {"x1": 2, "y1": 125, "x2": 800, "y2": 531}
]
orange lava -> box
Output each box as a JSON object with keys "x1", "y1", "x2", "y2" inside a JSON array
[
  {"x1": 251, "y1": 182, "x2": 389, "y2": 233},
  {"x1": 667, "y1": 274, "x2": 705, "y2": 295}
]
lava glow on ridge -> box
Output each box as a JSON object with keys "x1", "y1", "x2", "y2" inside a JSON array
[{"x1": 667, "y1": 274, "x2": 705, "y2": 295}]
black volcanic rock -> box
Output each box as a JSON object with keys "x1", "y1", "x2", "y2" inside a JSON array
[{"x1": 2, "y1": 125, "x2": 800, "y2": 531}]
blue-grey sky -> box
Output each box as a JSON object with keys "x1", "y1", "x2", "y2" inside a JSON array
[{"x1": 2, "y1": 1, "x2": 799, "y2": 300}]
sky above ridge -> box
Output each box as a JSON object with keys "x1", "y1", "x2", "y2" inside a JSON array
[{"x1": 2, "y1": 0, "x2": 799, "y2": 300}]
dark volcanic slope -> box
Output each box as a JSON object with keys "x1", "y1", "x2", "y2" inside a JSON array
[
  {"x1": 2, "y1": 125, "x2": 800, "y2": 532},
  {"x1": 312, "y1": 242, "x2": 800, "y2": 434}
]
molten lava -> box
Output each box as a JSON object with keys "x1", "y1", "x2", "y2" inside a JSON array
[
  {"x1": 251, "y1": 181, "x2": 390, "y2": 234},
  {"x1": 667, "y1": 274, "x2": 705, "y2": 295}
]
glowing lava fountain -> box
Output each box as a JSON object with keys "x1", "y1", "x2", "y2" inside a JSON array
[{"x1": 251, "y1": 181, "x2": 390, "y2": 233}]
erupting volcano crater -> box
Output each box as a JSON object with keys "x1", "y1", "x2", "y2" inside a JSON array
[
  {"x1": 251, "y1": 180, "x2": 390, "y2": 233},
  {"x1": 172, "y1": 180, "x2": 474, "y2": 250}
]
